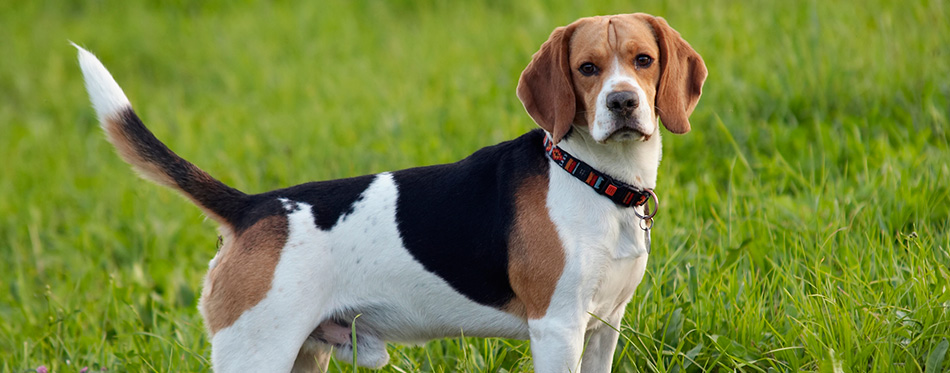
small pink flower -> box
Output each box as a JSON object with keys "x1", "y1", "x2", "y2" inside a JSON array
[
  {"x1": 81, "y1": 368, "x2": 89, "y2": 373},
  {"x1": 36, "y1": 366, "x2": 48, "y2": 373}
]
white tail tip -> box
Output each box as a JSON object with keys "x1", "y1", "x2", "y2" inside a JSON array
[{"x1": 72, "y1": 42, "x2": 131, "y2": 122}]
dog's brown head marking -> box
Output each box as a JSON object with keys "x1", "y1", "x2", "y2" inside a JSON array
[{"x1": 517, "y1": 13, "x2": 707, "y2": 143}]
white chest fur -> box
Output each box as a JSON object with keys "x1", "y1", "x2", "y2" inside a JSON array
[
  {"x1": 543, "y1": 129, "x2": 659, "y2": 325},
  {"x1": 545, "y1": 164, "x2": 651, "y2": 323}
]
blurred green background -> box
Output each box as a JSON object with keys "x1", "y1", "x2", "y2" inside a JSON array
[{"x1": 1, "y1": 0, "x2": 948, "y2": 371}]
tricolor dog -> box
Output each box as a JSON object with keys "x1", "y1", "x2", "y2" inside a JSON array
[{"x1": 76, "y1": 12, "x2": 705, "y2": 372}]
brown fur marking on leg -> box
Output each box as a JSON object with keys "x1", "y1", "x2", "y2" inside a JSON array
[{"x1": 202, "y1": 214, "x2": 288, "y2": 333}]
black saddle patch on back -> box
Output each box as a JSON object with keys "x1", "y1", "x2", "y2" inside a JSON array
[
  {"x1": 391, "y1": 130, "x2": 549, "y2": 307},
  {"x1": 252, "y1": 174, "x2": 377, "y2": 231}
]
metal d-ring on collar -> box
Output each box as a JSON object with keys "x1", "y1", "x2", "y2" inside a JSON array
[{"x1": 633, "y1": 189, "x2": 659, "y2": 231}]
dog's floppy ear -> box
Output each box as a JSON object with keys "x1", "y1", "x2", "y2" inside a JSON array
[
  {"x1": 517, "y1": 23, "x2": 578, "y2": 144},
  {"x1": 640, "y1": 14, "x2": 707, "y2": 134}
]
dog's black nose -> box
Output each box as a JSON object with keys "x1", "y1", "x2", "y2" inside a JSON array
[{"x1": 606, "y1": 91, "x2": 638, "y2": 117}]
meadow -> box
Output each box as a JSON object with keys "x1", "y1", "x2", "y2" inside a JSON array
[{"x1": 1, "y1": 0, "x2": 948, "y2": 371}]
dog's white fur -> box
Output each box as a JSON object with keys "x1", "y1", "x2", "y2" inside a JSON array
[
  {"x1": 74, "y1": 42, "x2": 131, "y2": 122},
  {"x1": 591, "y1": 57, "x2": 659, "y2": 143}
]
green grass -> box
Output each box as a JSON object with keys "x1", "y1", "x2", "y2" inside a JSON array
[{"x1": 2, "y1": 0, "x2": 949, "y2": 371}]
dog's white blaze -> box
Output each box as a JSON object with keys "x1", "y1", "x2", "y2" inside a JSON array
[
  {"x1": 73, "y1": 44, "x2": 132, "y2": 122},
  {"x1": 591, "y1": 57, "x2": 656, "y2": 143},
  {"x1": 562, "y1": 59, "x2": 662, "y2": 198},
  {"x1": 212, "y1": 173, "x2": 528, "y2": 371}
]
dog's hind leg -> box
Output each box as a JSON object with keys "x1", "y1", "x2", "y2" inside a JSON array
[
  {"x1": 208, "y1": 303, "x2": 327, "y2": 373},
  {"x1": 206, "y1": 200, "x2": 341, "y2": 372}
]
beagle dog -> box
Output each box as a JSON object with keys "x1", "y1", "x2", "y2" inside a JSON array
[{"x1": 76, "y1": 12, "x2": 705, "y2": 373}]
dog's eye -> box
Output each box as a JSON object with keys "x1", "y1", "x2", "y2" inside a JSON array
[
  {"x1": 635, "y1": 54, "x2": 654, "y2": 68},
  {"x1": 578, "y1": 63, "x2": 599, "y2": 76}
]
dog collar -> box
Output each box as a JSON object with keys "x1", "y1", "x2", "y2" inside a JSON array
[{"x1": 543, "y1": 135, "x2": 656, "y2": 212}]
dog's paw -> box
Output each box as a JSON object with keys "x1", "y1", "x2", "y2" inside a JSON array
[{"x1": 332, "y1": 334, "x2": 390, "y2": 369}]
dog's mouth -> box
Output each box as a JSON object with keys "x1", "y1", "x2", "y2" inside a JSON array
[{"x1": 606, "y1": 125, "x2": 650, "y2": 142}]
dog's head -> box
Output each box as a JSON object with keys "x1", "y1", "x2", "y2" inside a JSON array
[{"x1": 518, "y1": 13, "x2": 707, "y2": 144}]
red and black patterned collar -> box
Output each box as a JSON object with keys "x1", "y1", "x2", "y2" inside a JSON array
[{"x1": 543, "y1": 135, "x2": 654, "y2": 209}]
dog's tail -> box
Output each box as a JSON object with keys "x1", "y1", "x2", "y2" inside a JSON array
[{"x1": 74, "y1": 43, "x2": 249, "y2": 228}]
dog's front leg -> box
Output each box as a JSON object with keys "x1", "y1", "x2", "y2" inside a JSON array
[
  {"x1": 528, "y1": 311, "x2": 590, "y2": 372},
  {"x1": 579, "y1": 311, "x2": 624, "y2": 373}
]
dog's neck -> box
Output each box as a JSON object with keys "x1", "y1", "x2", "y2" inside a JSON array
[{"x1": 553, "y1": 125, "x2": 662, "y2": 190}]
